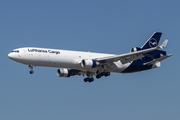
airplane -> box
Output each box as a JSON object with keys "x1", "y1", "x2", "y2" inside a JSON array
[{"x1": 8, "y1": 32, "x2": 172, "y2": 82}]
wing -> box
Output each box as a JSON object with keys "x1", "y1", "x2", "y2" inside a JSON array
[{"x1": 96, "y1": 40, "x2": 168, "y2": 65}]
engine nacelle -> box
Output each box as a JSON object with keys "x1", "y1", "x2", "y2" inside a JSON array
[
  {"x1": 130, "y1": 47, "x2": 142, "y2": 52},
  {"x1": 57, "y1": 68, "x2": 71, "y2": 77},
  {"x1": 81, "y1": 59, "x2": 100, "y2": 68}
]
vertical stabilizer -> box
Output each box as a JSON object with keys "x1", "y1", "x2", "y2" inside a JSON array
[{"x1": 141, "y1": 32, "x2": 162, "y2": 49}]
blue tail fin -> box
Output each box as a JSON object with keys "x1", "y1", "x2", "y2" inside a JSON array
[{"x1": 141, "y1": 32, "x2": 162, "y2": 49}]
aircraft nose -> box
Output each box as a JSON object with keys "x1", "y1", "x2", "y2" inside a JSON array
[
  {"x1": 8, "y1": 53, "x2": 12, "y2": 58},
  {"x1": 8, "y1": 53, "x2": 15, "y2": 60}
]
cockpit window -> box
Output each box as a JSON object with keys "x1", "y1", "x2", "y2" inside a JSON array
[{"x1": 11, "y1": 50, "x2": 19, "y2": 53}]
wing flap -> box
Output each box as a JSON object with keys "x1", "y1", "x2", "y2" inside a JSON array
[{"x1": 120, "y1": 54, "x2": 144, "y2": 64}]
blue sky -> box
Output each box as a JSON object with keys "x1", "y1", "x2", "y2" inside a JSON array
[{"x1": 0, "y1": 0, "x2": 179, "y2": 120}]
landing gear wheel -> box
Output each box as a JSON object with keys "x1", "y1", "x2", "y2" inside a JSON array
[
  {"x1": 84, "y1": 77, "x2": 94, "y2": 82},
  {"x1": 30, "y1": 70, "x2": 34, "y2": 74},
  {"x1": 96, "y1": 74, "x2": 101, "y2": 79},
  {"x1": 89, "y1": 78, "x2": 94, "y2": 82},
  {"x1": 100, "y1": 72, "x2": 105, "y2": 76},
  {"x1": 105, "y1": 72, "x2": 110, "y2": 77},
  {"x1": 107, "y1": 72, "x2": 110, "y2": 76},
  {"x1": 84, "y1": 78, "x2": 88, "y2": 82},
  {"x1": 29, "y1": 65, "x2": 34, "y2": 74}
]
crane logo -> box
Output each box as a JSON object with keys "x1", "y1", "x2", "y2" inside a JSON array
[{"x1": 149, "y1": 38, "x2": 157, "y2": 48}]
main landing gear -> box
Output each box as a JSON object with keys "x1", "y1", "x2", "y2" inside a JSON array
[
  {"x1": 96, "y1": 72, "x2": 110, "y2": 79},
  {"x1": 83, "y1": 71, "x2": 111, "y2": 83},
  {"x1": 84, "y1": 77, "x2": 94, "y2": 82},
  {"x1": 29, "y1": 65, "x2": 34, "y2": 74}
]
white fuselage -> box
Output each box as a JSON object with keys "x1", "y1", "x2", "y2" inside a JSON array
[
  {"x1": 8, "y1": 32, "x2": 171, "y2": 82},
  {"x1": 8, "y1": 47, "x2": 130, "y2": 73}
]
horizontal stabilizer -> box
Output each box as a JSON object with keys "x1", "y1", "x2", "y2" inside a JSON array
[{"x1": 144, "y1": 54, "x2": 172, "y2": 65}]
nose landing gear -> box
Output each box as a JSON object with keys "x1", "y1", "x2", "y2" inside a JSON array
[{"x1": 29, "y1": 65, "x2": 34, "y2": 74}]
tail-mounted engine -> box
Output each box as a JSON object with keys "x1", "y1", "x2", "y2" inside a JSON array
[
  {"x1": 130, "y1": 47, "x2": 142, "y2": 52},
  {"x1": 81, "y1": 59, "x2": 100, "y2": 68},
  {"x1": 57, "y1": 68, "x2": 71, "y2": 77}
]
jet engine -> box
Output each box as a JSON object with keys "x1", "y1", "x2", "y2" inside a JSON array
[
  {"x1": 57, "y1": 68, "x2": 71, "y2": 77},
  {"x1": 130, "y1": 47, "x2": 142, "y2": 52},
  {"x1": 81, "y1": 59, "x2": 100, "y2": 68}
]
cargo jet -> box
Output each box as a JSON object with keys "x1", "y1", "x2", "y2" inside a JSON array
[{"x1": 8, "y1": 32, "x2": 172, "y2": 82}]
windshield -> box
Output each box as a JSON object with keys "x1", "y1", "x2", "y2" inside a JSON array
[{"x1": 11, "y1": 50, "x2": 19, "y2": 53}]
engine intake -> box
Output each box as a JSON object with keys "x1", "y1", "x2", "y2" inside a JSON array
[
  {"x1": 57, "y1": 68, "x2": 71, "y2": 77},
  {"x1": 81, "y1": 59, "x2": 99, "y2": 68},
  {"x1": 130, "y1": 47, "x2": 142, "y2": 52}
]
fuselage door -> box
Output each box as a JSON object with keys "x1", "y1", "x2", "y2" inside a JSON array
[{"x1": 24, "y1": 49, "x2": 27, "y2": 56}]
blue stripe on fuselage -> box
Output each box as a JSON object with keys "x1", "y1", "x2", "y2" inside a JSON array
[
  {"x1": 67, "y1": 69, "x2": 71, "y2": 77},
  {"x1": 92, "y1": 60, "x2": 96, "y2": 68}
]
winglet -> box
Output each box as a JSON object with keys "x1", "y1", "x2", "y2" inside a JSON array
[{"x1": 160, "y1": 39, "x2": 168, "y2": 48}]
